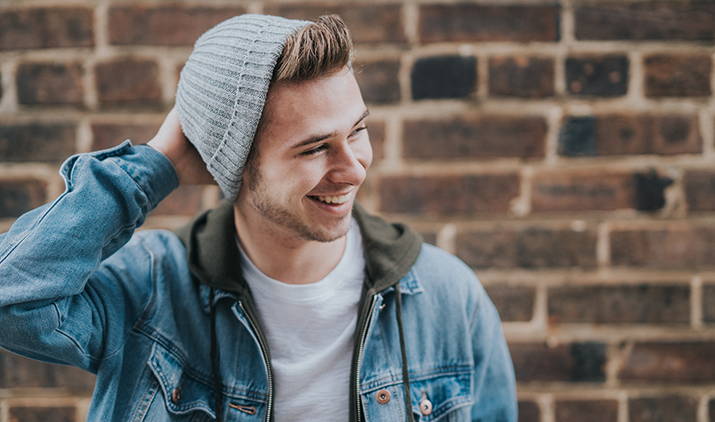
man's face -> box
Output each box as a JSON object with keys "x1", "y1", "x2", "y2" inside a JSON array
[{"x1": 236, "y1": 66, "x2": 372, "y2": 243}]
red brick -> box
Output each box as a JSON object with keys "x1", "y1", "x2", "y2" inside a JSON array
[
  {"x1": 575, "y1": 3, "x2": 715, "y2": 41},
  {"x1": 109, "y1": 6, "x2": 245, "y2": 46},
  {"x1": 17, "y1": 62, "x2": 84, "y2": 106},
  {"x1": 0, "y1": 122, "x2": 76, "y2": 162},
  {"x1": 91, "y1": 122, "x2": 159, "y2": 151},
  {"x1": 0, "y1": 179, "x2": 47, "y2": 218},
  {"x1": 489, "y1": 56, "x2": 554, "y2": 98},
  {"x1": 704, "y1": 285, "x2": 715, "y2": 324},
  {"x1": 9, "y1": 406, "x2": 75, "y2": 422},
  {"x1": 620, "y1": 342, "x2": 715, "y2": 383},
  {"x1": 518, "y1": 401, "x2": 540, "y2": 422},
  {"x1": 0, "y1": 350, "x2": 95, "y2": 389},
  {"x1": 630, "y1": 396, "x2": 697, "y2": 421},
  {"x1": 354, "y1": 60, "x2": 400, "y2": 104},
  {"x1": 548, "y1": 284, "x2": 689, "y2": 325},
  {"x1": 95, "y1": 58, "x2": 162, "y2": 108},
  {"x1": 685, "y1": 171, "x2": 715, "y2": 212},
  {"x1": 419, "y1": 4, "x2": 559, "y2": 43},
  {"x1": 559, "y1": 114, "x2": 701, "y2": 157},
  {"x1": 366, "y1": 119, "x2": 385, "y2": 164},
  {"x1": 151, "y1": 186, "x2": 206, "y2": 216},
  {"x1": 611, "y1": 226, "x2": 715, "y2": 269},
  {"x1": 265, "y1": 4, "x2": 405, "y2": 45},
  {"x1": 510, "y1": 342, "x2": 606, "y2": 383},
  {"x1": 566, "y1": 55, "x2": 628, "y2": 97},
  {"x1": 532, "y1": 171, "x2": 633, "y2": 212},
  {"x1": 644, "y1": 54, "x2": 712, "y2": 98},
  {"x1": 0, "y1": 8, "x2": 93, "y2": 51},
  {"x1": 378, "y1": 173, "x2": 519, "y2": 217},
  {"x1": 555, "y1": 400, "x2": 618, "y2": 422},
  {"x1": 456, "y1": 227, "x2": 597, "y2": 270},
  {"x1": 485, "y1": 285, "x2": 535, "y2": 322},
  {"x1": 403, "y1": 115, "x2": 546, "y2": 160}
]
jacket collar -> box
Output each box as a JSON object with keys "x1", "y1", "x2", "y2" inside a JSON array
[{"x1": 175, "y1": 200, "x2": 423, "y2": 305}]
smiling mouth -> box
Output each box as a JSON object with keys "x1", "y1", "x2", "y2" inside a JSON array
[{"x1": 307, "y1": 192, "x2": 352, "y2": 205}]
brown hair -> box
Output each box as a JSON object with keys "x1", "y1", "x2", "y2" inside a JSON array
[{"x1": 273, "y1": 14, "x2": 354, "y2": 82}]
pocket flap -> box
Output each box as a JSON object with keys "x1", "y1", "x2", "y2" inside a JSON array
[{"x1": 409, "y1": 371, "x2": 473, "y2": 421}]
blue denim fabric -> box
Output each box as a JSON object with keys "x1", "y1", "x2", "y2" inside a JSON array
[{"x1": 0, "y1": 141, "x2": 517, "y2": 421}]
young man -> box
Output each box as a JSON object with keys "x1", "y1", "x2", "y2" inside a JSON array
[{"x1": 0, "y1": 14, "x2": 516, "y2": 421}]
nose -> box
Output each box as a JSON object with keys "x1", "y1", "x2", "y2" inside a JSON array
[{"x1": 327, "y1": 141, "x2": 371, "y2": 186}]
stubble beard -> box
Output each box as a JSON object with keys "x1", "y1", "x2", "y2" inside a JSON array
[{"x1": 248, "y1": 169, "x2": 351, "y2": 243}]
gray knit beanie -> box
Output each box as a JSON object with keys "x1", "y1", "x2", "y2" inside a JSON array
[{"x1": 176, "y1": 14, "x2": 311, "y2": 199}]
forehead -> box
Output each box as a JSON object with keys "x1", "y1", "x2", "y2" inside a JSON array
[{"x1": 256, "y1": 67, "x2": 366, "y2": 148}]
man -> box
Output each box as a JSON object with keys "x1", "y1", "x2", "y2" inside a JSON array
[{"x1": 0, "y1": 14, "x2": 516, "y2": 421}]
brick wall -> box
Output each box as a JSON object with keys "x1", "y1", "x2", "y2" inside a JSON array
[{"x1": 0, "y1": 1, "x2": 714, "y2": 421}]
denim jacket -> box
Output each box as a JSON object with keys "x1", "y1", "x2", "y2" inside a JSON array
[{"x1": 0, "y1": 141, "x2": 517, "y2": 421}]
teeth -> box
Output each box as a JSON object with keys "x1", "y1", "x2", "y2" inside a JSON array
[{"x1": 315, "y1": 193, "x2": 351, "y2": 204}]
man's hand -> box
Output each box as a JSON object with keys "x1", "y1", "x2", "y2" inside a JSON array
[{"x1": 148, "y1": 107, "x2": 214, "y2": 185}]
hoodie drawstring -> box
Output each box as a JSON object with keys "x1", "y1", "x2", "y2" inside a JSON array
[
  {"x1": 210, "y1": 287, "x2": 224, "y2": 422},
  {"x1": 394, "y1": 284, "x2": 415, "y2": 422}
]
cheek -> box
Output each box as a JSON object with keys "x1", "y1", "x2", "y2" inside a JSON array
[{"x1": 357, "y1": 137, "x2": 373, "y2": 169}]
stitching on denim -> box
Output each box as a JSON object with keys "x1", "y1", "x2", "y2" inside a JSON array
[{"x1": 54, "y1": 326, "x2": 100, "y2": 367}]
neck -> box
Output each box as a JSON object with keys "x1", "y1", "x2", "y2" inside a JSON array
[{"x1": 232, "y1": 205, "x2": 347, "y2": 285}]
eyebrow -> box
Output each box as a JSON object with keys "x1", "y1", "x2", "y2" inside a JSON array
[{"x1": 292, "y1": 109, "x2": 370, "y2": 149}]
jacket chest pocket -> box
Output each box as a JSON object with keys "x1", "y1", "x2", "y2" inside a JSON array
[
  {"x1": 138, "y1": 343, "x2": 216, "y2": 422},
  {"x1": 363, "y1": 371, "x2": 473, "y2": 422}
]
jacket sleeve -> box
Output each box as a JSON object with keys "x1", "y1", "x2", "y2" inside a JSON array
[
  {"x1": 0, "y1": 140, "x2": 178, "y2": 373},
  {"x1": 470, "y1": 282, "x2": 518, "y2": 421}
]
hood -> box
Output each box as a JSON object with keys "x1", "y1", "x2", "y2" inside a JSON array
[{"x1": 175, "y1": 200, "x2": 423, "y2": 295}]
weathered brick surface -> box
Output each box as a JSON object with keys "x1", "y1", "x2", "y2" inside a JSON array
[
  {"x1": 532, "y1": 171, "x2": 635, "y2": 212},
  {"x1": 575, "y1": 3, "x2": 715, "y2": 41},
  {"x1": 17, "y1": 62, "x2": 84, "y2": 106},
  {"x1": 0, "y1": 350, "x2": 95, "y2": 389},
  {"x1": 0, "y1": 8, "x2": 94, "y2": 50},
  {"x1": 411, "y1": 55, "x2": 477, "y2": 100},
  {"x1": 510, "y1": 342, "x2": 606, "y2": 383},
  {"x1": 518, "y1": 400, "x2": 540, "y2": 422},
  {"x1": 548, "y1": 284, "x2": 689, "y2": 325},
  {"x1": 378, "y1": 174, "x2": 519, "y2": 217},
  {"x1": 485, "y1": 285, "x2": 534, "y2": 322},
  {"x1": 91, "y1": 122, "x2": 159, "y2": 151},
  {"x1": 95, "y1": 58, "x2": 162, "y2": 108},
  {"x1": 0, "y1": 123, "x2": 76, "y2": 162},
  {"x1": 566, "y1": 55, "x2": 628, "y2": 97},
  {"x1": 703, "y1": 285, "x2": 715, "y2": 323},
  {"x1": 685, "y1": 171, "x2": 715, "y2": 212},
  {"x1": 9, "y1": 406, "x2": 76, "y2": 422},
  {"x1": 611, "y1": 226, "x2": 715, "y2": 269},
  {"x1": 629, "y1": 396, "x2": 698, "y2": 422},
  {"x1": 559, "y1": 114, "x2": 702, "y2": 157},
  {"x1": 419, "y1": 4, "x2": 560, "y2": 43},
  {"x1": 403, "y1": 115, "x2": 546, "y2": 160},
  {"x1": 109, "y1": 6, "x2": 245, "y2": 46},
  {"x1": 265, "y1": 4, "x2": 405, "y2": 45},
  {"x1": 354, "y1": 60, "x2": 400, "y2": 104},
  {"x1": 620, "y1": 342, "x2": 715, "y2": 383},
  {"x1": 488, "y1": 56, "x2": 554, "y2": 98},
  {"x1": 152, "y1": 186, "x2": 206, "y2": 216},
  {"x1": 0, "y1": 179, "x2": 47, "y2": 218},
  {"x1": 554, "y1": 400, "x2": 618, "y2": 422},
  {"x1": 456, "y1": 227, "x2": 597, "y2": 270},
  {"x1": 644, "y1": 54, "x2": 712, "y2": 98}
]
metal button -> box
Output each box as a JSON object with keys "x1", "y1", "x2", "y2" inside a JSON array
[
  {"x1": 376, "y1": 389, "x2": 391, "y2": 404},
  {"x1": 171, "y1": 387, "x2": 181, "y2": 404},
  {"x1": 419, "y1": 398, "x2": 433, "y2": 416}
]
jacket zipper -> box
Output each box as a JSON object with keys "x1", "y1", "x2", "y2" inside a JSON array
[
  {"x1": 352, "y1": 294, "x2": 378, "y2": 422},
  {"x1": 238, "y1": 301, "x2": 274, "y2": 422}
]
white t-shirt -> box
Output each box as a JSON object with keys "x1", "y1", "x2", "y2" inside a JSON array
[{"x1": 237, "y1": 219, "x2": 365, "y2": 421}]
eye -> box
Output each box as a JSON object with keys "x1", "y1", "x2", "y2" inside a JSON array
[
  {"x1": 351, "y1": 126, "x2": 368, "y2": 137},
  {"x1": 300, "y1": 144, "x2": 328, "y2": 156}
]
